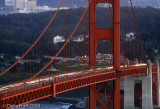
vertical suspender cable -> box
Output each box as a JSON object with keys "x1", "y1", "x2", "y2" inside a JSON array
[
  {"x1": 129, "y1": 0, "x2": 147, "y2": 64},
  {"x1": 3, "y1": 0, "x2": 92, "y2": 94},
  {"x1": 0, "y1": 0, "x2": 65, "y2": 77}
]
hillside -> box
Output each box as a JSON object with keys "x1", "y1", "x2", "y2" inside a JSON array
[
  {"x1": 0, "y1": 7, "x2": 159, "y2": 59},
  {"x1": 37, "y1": 0, "x2": 160, "y2": 8}
]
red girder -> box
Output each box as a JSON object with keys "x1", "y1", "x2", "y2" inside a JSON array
[
  {"x1": 0, "y1": 66, "x2": 148, "y2": 109},
  {"x1": 0, "y1": 84, "x2": 53, "y2": 109},
  {"x1": 119, "y1": 66, "x2": 148, "y2": 78},
  {"x1": 56, "y1": 70, "x2": 116, "y2": 94},
  {"x1": 96, "y1": 28, "x2": 113, "y2": 40}
]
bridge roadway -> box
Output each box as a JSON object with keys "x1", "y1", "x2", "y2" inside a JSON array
[{"x1": 0, "y1": 63, "x2": 148, "y2": 108}]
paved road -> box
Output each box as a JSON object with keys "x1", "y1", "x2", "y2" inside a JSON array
[{"x1": 0, "y1": 63, "x2": 147, "y2": 93}]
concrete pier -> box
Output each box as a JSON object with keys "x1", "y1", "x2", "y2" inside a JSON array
[{"x1": 124, "y1": 60, "x2": 153, "y2": 109}]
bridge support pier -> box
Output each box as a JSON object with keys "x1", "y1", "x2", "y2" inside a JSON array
[
  {"x1": 156, "y1": 59, "x2": 160, "y2": 106},
  {"x1": 124, "y1": 60, "x2": 153, "y2": 109}
]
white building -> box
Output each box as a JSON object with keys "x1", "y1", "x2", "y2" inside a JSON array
[
  {"x1": 5, "y1": 0, "x2": 15, "y2": 10},
  {"x1": 5, "y1": 0, "x2": 25, "y2": 11},
  {"x1": 15, "y1": 56, "x2": 20, "y2": 60},
  {"x1": 5, "y1": 0, "x2": 70, "y2": 13},
  {"x1": 0, "y1": 54, "x2": 4, "y2": 58},
  {"x1": 32, "y1": 6, "x2": 69, "y2": 13},
  {"x1": 53, "y1": 36, "x2": 65, "y2": 44},
  {"x1": 5, "y1": 0, "x2": 37, "y2": 13},
  {"x1": 125, "y1": 32, "x2": 136, "y2": 42},
  {"x1": 15, "y1": 0, "x2": 25, "y2": 10},
  {"x1": 72, "y1": 35, "x2": 84, "y2": 42},
  {"x1": 5, "y1": 0, "x2": 14, "y2": 6},
  {"x1": 26, "y1": 1, "x2": 36, "y2": 11}
]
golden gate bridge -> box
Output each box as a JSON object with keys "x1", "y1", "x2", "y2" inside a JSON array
[{"x1": 0, "y1": 0, "x2": 159, "y2": 109}]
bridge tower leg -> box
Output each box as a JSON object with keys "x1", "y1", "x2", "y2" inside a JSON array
[
  {"x1": 89, "y1": 84, "x2": 96, "y2": 109},
  {"x1": 89, "y1": 0, "x2": 120, "y2": 108},
  {"x1": 89, "y1": 82, "x2": 113, "y2": 109},
  {"x1": 89, "y1": 0, "x2": 96, "y2": 69},
  {"x1": 113, "y1": 0, "x2": 121, "y2": 108}
]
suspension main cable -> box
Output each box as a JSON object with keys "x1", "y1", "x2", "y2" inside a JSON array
[
  {"x1": 0, "y1": 0, "x2": 65, "y2": 77},
  {"x1": 129, "y1": 0, "x2": 148, "y2": 64},
  {"x1": 3, "y1": 0, "x2": 92, "y2": 94}
]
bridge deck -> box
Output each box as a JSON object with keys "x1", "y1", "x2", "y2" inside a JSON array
[
  {"x1": 0, "y1": 64, "x2": 148, "y2": 108},
  {"x1": 0, "y1": 63, "x2": 147, "y2": 93}
]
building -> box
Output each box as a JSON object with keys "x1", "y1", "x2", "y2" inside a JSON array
[
  {"x1": 15, "y1": 56, "x2": 20, "y2": 60},
  {"x1": 0, "y1": 54, "x2": 4, "y2": 58},
  {"x1": 0, "y1": 0, "x2": 5, "y2": 7},
  {"x1": 75, "y1": 55, "x2": 88, "y2": 62},
  {"x1": 15, "y1": 0, "x2": 25, "y2": 10},
  {"x1": 28, "y1": 0, "x2": 37, "y2": 5},
  {"x1": 5, "y1": 0, "x2": 13, "y2": 6},
  {"x1": 26, "y1": 1, "x2": 36, "y2": 11},
  {"x1": 125, "y1": 32, "x2": 136, "y2": 42},
  {"x1": 53, "y1": 36, "x2": 65, "y2": 44},
  {"x1": 5, "y1": 0, "x2": 16, "y2": 10},
  {"x1": 96, "y1": 53, "x2": 113, "y2": 63},
  {"x1": 72, "y1": 35, "x2": 84, "y2": 42},
  {"x1": 26, "y1": 0, "x2": 37, "y2": 11},
  {"x1": 4, "y1": 0, "x2": 37, "y2": 13},
  {"x1": 5, "y1": 0, "x2": 25, "y2": 11}
]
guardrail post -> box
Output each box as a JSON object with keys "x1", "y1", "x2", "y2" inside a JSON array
[{"x1": 52, "y1": 82, "x2": 56, "y2": 98}]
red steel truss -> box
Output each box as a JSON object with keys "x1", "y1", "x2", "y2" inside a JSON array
[
  {"x1": 90, "y1": 82, "x2": 113, "y2": 109},
  {"x1": 0, "y1": 66, "x2": 147, "y2": 109},
  {"x1": 0, "y1": 0, "x2": 158, "y2": 108}
]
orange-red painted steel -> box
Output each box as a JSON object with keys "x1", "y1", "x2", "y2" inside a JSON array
[
  {"x1": 0, "y1": 0, "x2": 154, "y2": 108},
  {"x1": 2, "y1": 0, "x2": 92, "y2": 94},
  {"x1": 89, "y1": 84, "x2": 96, "y2": 109},
  {"x1": 89, "y1": 0, "x2": 121, "y2": 108},
  {"x1": 113, "y1": 0, "x2": 120, "y2": 70},
  {"x1": 1, "y1": 84, "x2": 53, "y2": 109},
  {"x1": 114, "y1": 77, "x2": 120, "y2": 109},
  {"x1": 0, "y1": 67, "x2": 147, "y2": 109},
  {"x1": 113, "y1": 0, "x2": 121, "y2": 108},
  {"x1": 89, "y1": 0, "x2": 96, "y2": 69},
  {"x1": 90, "y1": 82, "x2": 113, "y2": 109}
]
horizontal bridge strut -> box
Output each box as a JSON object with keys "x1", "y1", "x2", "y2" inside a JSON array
[
  {"x1": 96, "y1": 28, "x2": 113, "y2": 40},
  {"x1": 95, "y1": 0, "x2": 113, "y2": 3}
]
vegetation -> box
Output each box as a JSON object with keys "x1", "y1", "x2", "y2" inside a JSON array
[
  {"x1": 0, "y1": 7, "x2": 159, "y2": 105},
  {"x1": 0, "y1": 6, "x2": 159, "y2": 77},
  {"x1": 0, "y1": 7, "x2": 159, "y2": 57}
]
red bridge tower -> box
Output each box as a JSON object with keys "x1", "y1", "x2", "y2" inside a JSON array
[{"x1": 89, "y1": 0, "x2": 120, "y2": 108}]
